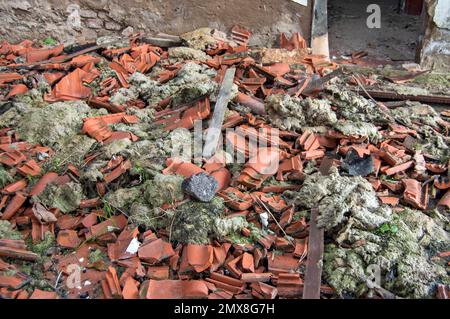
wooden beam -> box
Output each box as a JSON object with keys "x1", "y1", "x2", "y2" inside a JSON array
[
  {"x1": 311, "y1": 0, "x2": 330, "y2": 60},
  {"x1": 202, "y1": 67, "x2": 236, "y2": 159},
  {"x1": 302, "y1": 206, "x2": 324, "y2": 299}
]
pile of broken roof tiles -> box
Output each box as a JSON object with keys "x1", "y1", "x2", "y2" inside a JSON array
[{"x1": 0, "y1": 26, "x2": 449, "y2": 300}]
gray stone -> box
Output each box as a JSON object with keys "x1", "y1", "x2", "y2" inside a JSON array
[
  {"x1": 85, "y1": 18, "x2": 103, "y2": 29},
  {"x1": 105, "y1": 21, "x2": 122, "y2": 31},
  {"x1": 80, "y1": 9, "x2": 98, "y2": 18},
  {"x1": 182, "y1": 172, "x2": 218, "y2": 202}
]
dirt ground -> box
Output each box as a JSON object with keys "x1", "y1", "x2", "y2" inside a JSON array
[{"x1": 328, "y1": 0, "x2": 422, "y2": 61}]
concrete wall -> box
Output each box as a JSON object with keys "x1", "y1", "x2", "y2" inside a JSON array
[
  {"x1": 0, "y1": 0, "x2": 312, "y2": 46},
  {"x1": 419, "y1": 0, "x2": 450, "y2": 71}
]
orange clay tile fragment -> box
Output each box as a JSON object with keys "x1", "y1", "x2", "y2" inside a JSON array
[
  {"x1": 147, "y1": 266, "x2": 169, "y2": 280},
  {"x1": 402, "y1": 179, "x2": 428, "y2": 210},
  {"x1": 122, "y1": 277, "x2": 139, "y2": 299},
  {"x1": 87, "y1": 214, "x2": 127, "y2": 239},
  {"x1": 267, "y1": 252, "x2": 299, "y2": 274},
  {"x1": 301, "y1": 149, "x2": 325, "y2": 160},
  {"x1": 6, "y1": 84, "x2": 28, "y2": 99},
  {"x1": 426, "y1": 163, "x2": 447, "y2": 174},
  {"x1": 437, "y1": 190, "x2": 450, "y2": 209},
  {"x1": 25, "y1": 44, "x2": 64, "y2": 63},
  {"x1": 240, "y1": 273, "x2": 273, "y2": 283},
  {"x1": 137, "y1": 238, "x2": 175, "y2": 265},
  {"x1": 251, "y1": 282, "x2": 278, "y2": 299},
  {"x1": 56, "y1": 230, "x2": 81, "y2": 249},
  {"x1": 2, "y1": 179, "x2": 27, "y2": 194},
  {"x1": 146, "y1": 280, "x2": 209, "y2": 299},
  {"x1": 211, "y1": 243, "x2": 231, "y2": 272},
  {"x1": 378, "y1": 196, "x2": 400, "y2": 206},
  {"x1": 384, "y1": 160, "x2": 414, "y2": 176},
  {"x1": 231, "y1": 25, "x2": 251, "y2": 46},
  {"x1": 218, "y1": 187, "x2": 253, "y2": 211},
  {"x1": 104, "y1": 160, "x2": 132, "y2": 184},
  {"x1": 43, "y1": 72, "x2": 66, "y2": 85},
  {"x1": 0, "y1": 72, "x2": 23, "y2": 84},
  {"x1": 276, "y1": 273, "x2": 303, "y2": 298},
  {"x1": 280, "y1": 32, "x2": 307, "y2": 50},
  {"x1": 185, "y1": 244, "x2": 213, "y2": 273},
  {"x1": 0, "y1": 275, "x2": 26, "y2": 290},
  {"x1": 164, "y1": 98, "x2": 211, "y2": 131},
  {"x1": 1, "y1": 192, "x2": 27, "y2": 220},
  {"x1": 162, "y1": 158, "x2": 204, "y2": 178},
  {"x1": 210, "y1": 167, "x2": 231, "y2": 192},
  {"x1": 102, "y1": 266, "x2": 122, "y2": 299},
  {"x1": 237, "y1": 147, "x2": 282, "y2": 189},
  {"x1": 434, "y1": 177, "x2": 450, "y2": 190},
  {"x1": 276, "y1": 155, "x2": 302, "y2": 181},
  {"x1": 0, "y1": 239, "x2": 38, "y2": 261},
  {"x1": 16, "y1": 159, "x2": 41, "y2": 177},
  {"x1": 46, "y1": 68, "x2": 93, "y2": 101},
  {"x1": 241, "y1": 252, "x2": 255, "y2": 273},
  {"x1": 0, "y1": 150, "x2": 26, "y2": 167},
  {"x1": 82, "y1": 118, "x2": 112, "y2": 142},
  {"x1": 29, "y1": 172, "x2": 59, "y2": 196},
  {"x1": 205, "y1": 272, "x2": 246, "y2": 295},
  {"x1": 297, "y1": 131, "x2": 320, "y2": 151},
  {"x1": 234, "y1": 92, "x2": 265, "y2": 115},
  {"x1": 29, "y1": 289, "x2": 58, "y2": 299}
]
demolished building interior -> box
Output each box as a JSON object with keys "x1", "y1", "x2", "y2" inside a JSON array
[{"x1": 0, "y1": 0, "x2": 448, "y2": 300}]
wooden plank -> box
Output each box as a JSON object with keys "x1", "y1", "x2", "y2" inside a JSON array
[
  {"x1": 202, "y1": 67, "x2": 236, "y2": 159},
  {"x1": 351, "y1": 88, "x2": 450, "y2": 105},
  {"x1": 302, "y1": 206, "x2": 324, "y2": 299},
  {"x1": 311, "y1": 0, "x2": 330, "y2": 59}
]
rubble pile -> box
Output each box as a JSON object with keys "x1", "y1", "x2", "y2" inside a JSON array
[{"x1": 0, "y1": 28, "x2": 448, "y2": 299}]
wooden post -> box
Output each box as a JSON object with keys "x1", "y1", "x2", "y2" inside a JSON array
[
  {"x1": 311, "y1": 0, "x2": 330, "y2": 60},
  {"x1": 203, "y1": 67, "x2": 236, "y2": 159}
]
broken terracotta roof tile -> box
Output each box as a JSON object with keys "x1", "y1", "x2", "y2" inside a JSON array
[
  {"x1": 2, "y1": 179, "x2": 27, "y2": 194},
  {"x1": 29, "y1": 288, "x2": 58, "y2": 299},
  {"x1": 267, "y1": 252, "x2": 299, "y2": 274},
  {"x1": 57, "y1": 230, "x2": 81, "y2": 249},
  {"x1": 383, "y1": 160, "x2": 414, "y2": 176},
  {"x1": 437, "y1": 190, "x2": 450, "y2": 209},
  {"x1": 102, "y1": 266, "x2": 122, "y2": 299},
  {"x1": 16, "y1": 159, "x2": 41, "y2": 177},
  {"x1": 6, "y1": 83, "x2": 28, "y2": 99},
  {"x1": 147, "y1": 280, "x2": 209, "y2": 299},
  {"x1": 137, "y1": 238, "x2": 175, "y2": 265},
  {"x1": 25, "y1": 44, "x2": 64, "y2": 63},
  {"x1": 280, "y1": 32, "x2": 307, "y2": 51},
  {"x1": 122, "y1": 277, "x2": 139, "y2": 299},
  {"x1": 251, "y1": 282, "x2": 278, "y2": 299},
  {"x1": 147, "y1": 265, "x2": 169, "y2": 280},
  {"x1": 402, "y1": 178, "x2": 428, "y2": 210},
  {"x1": 1, "y1": 192, "x2": 27, "y2": 220},
  {"x1": 0, "y1": 150, "x2": 26, "y2": 167},
  {"x1": 378, "y1": 196, "x2": 400, "y2": 206},
  {"x1": 185, "y1": 244, "x2": 213, "y2": 273},
  {"x1": 46, "y1": 68, "x2": 94, "y2": 101},
  {"x1": 162, "y1": 158, "x2": 204, "y2": 178},
  {"x1": 218, "y1": 187, "x2": 253, "y2": 211},
  {"x1": 205, "y1": 272, "x2": 246, "y2": 295},
  {"x1": 103, "y1": 159, "x2": 132, "y2": 184}
]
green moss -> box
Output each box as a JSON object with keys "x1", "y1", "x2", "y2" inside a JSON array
[
  {"x1": 0, "y1": 166, "x2": 13, "y2": 188},
  {"x1": 0, "y1": 220, "x2": 23, "y2": 240},
  {"x1": 323, "y1": 208, "x2": 449, "y2": 298},
  {"x1": 104, "y1": 186, "x2": 143, "y2": 211},
  {"x1": 29, "y1": 232, "x2": 55, "y2": 256},
  {"x1": 143, "y1": 173, "x2": 184, "y2": 208},
  {"x1": 36, "y1": 182, "x2": 84, "y2": 213},
  {"x1": 88, "y1": 248, "x2": 107, "y2": 264}
]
